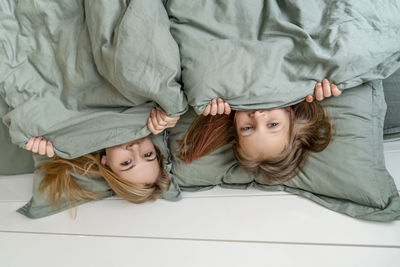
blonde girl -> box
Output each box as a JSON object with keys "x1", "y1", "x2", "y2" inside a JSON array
[{"x1": 24, "y1": 108, "x2": 179, "y2": 209}]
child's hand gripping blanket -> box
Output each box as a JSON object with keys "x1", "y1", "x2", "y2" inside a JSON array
[
  {"x1": 169, "y1": 81, "x2": 400, "y2": 222},
  {"x1": 164, "y1": 1, "x2": 400, "y2": 221},
  {"x1": 0, "y1": 0, "x2": 185, "y2": 217}
]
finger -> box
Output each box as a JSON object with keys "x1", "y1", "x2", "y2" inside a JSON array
[
  {"x1": 150, "y1": 116, "x2": 162, "y2": 131},
  {"x1": 153, "y1": 109, "x2": 165, "y2": 126},
  {"x1": 24, "y1": 138, "x2": 35, "y2": 150},
  {"x1": 158, "y1": 109, "x2": 168, "y2": 120},
  {"x1": 331, "y1": 84, "x2": 342, "y2": 97},
  {"x1": 38, "y1": 139, "x2": 47, "y2": 155},
  {"x1": 153, "y1": 122, "x2": 166, "y2": 131},
  {"x1": 305, "y1": 95, "x2": 314, "y2": 103},
  {"x1": 148, "y1": 118, "x2": 161, "y2": 135},
  {"x1": 210, "y1": 99, "x2": 218, "y2": 115},
  {"x1": 46, "y1": 142, "x2": 55, "y2": 157},
  {"x1": 315, "y1": 83, "x2": 324, "y2": 101},
  {"x1": 224, "y1": 102, "x2": 231, "y2": 115},
  {"x1": 322, "y1": 79, "x2": 332, "y2": 98},
  {"x1": 156, "y1": 109, "x2": 168, "y2": 125},
  {"x1": 217, "y1": 98, "x2": 224, "y2": 114},
  {"x1": 31, "y1": 137, "x2": 41, "y2": 153},
  {"x1": 203, "y1": 104, "x2": 211, "y2": 116},
  {"x1": 152, "y1": 117, "x2": 167, "y2": 130},
  {"x1": 166, "y1": 122, "x2": 177, "y2": 128},
  {"x1": 150, "y1": 112, "x2": 162, "y2": 129},
  {"x1": 163, "y1": 115, "x2": 180, "y2": 123}
]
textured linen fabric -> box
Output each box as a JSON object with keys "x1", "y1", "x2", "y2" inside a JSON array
[
  {"x1": 169, "y1": 82, "x2": 400, "y2": 221},
  {"x1": 166, "y1": 0, "x2": 400, "y2": 114},
  {"x1": 383, "y1": 68, "x2": 400, "y2": 141},
  {"x1": 0, "y1": 97, "x2": 34, "y2": 175},
  {"x1": 17, "y1": 131, "x2": 182, "y2": 219},
  {"x1": 0, "y1": 0, "x2": 187, "y2": 159}
]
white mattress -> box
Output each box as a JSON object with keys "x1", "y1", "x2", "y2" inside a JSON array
[{"x1": 1, "y1": 140, "x2": 400, "y2": 267}]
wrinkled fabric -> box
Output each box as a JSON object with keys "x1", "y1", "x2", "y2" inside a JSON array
[
  {"x1": 167, "y1": 0, "x2": 400, "y2": 113},
  {"x1": 0, "y1": 0, "x2": 187, "y2": 158},
  {"x1": 169, "y1": 82, "x2": 400, "y2": 221}
]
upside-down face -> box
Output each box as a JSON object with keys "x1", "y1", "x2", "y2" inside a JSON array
[
  {"x1": 234, "y1": 108, "x2": 292, "y2": 161},
  {"x1": 101, "y1": 136, "x2": 160, "y2": 184}
]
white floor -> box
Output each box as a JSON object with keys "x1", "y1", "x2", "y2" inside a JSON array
[{"x1": 1, "y1": 141, "x2": 399, "y2": 267}]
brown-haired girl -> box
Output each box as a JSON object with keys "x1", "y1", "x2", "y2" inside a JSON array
[
  {"x1": 179, "y1": 79, "x2": 341, "y2": 184},
  {"x1": 24, "y1": 108, "x2": 179, "y2": 209}
]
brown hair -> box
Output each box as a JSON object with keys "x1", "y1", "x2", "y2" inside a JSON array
[
  {"x1": 179, "y1": 101, "x2": 332, "y2": 184},
  {"x1": 39, "y1": 145, "x2": 170, "y2": 209}
]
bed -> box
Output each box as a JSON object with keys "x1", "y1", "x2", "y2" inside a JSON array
[
  {"x1": 1, "y1": 1, "x2": 400, "y2": 266},
  {"x1": 0, "y1": 139, "x2": 399, "y2": 267}
]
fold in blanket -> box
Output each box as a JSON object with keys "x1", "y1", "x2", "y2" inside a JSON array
[
  {"x1": 166, "y1": 0, "x2": 400, "y2": 113},
  {"x1": 0, "y1": 0, "x2": 187, "y2": 158}
]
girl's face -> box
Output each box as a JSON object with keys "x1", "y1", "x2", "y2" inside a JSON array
[
  {"x1": 101, "y1": 136, "x2": 160, "y2": 184},
  {"x1": 234, "y1": 108, "x2": 292, "y2": 161}
]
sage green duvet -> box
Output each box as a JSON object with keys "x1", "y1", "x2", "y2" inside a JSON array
[
  {"x1": 1, "y1": 0, "x2": 399, "y2": 161},
  {"x1": 0, "y1": 0, "x2": 187, "y2": 159},
  {"x1": 1, "y1": 0, "x2": 400, "y2": 220},
  {"x1": 167, "y1": 0, "x2": 400, "y2": 112}
]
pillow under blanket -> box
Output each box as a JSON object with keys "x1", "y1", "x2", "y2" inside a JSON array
[
  {"x1": 17, "y1": 131, "x2": 182, "y2": 219},
  {"x1": 0, "y1": 0, "x2": 187, "y2": 159},
  {"x1": 383, "y1": 68, "x2": 400, "y2": 141},
  {"x1": 168, "y1": 82, "x2": 400, "y2": 222},
  {"x1": 166, "y1": 0, "x2": 400, "y2": 114},
  {"x1": 0, "y1": 97, "x2": 34, "y2": 175}
]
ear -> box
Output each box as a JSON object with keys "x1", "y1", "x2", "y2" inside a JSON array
[{"x1": 101, "y1": 155, "x2": 107, "y2": 166}]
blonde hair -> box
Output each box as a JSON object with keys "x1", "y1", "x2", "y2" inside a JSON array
[
  {"x1": 39, "y1": 146, "x2": 170, "y2": 209},
  {"x1": 179, "y1": 101, "x2": 332, "y2": 184}
]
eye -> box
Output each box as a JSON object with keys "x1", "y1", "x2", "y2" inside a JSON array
[
  {"x1": 121, "y1": 160, "x2": 131, "y2": 166},
  {"x1": 268, "y1": 122, "x2": 279, "y2": 128},
  {"x1": 241, "y1": 126, "x2": 253, "y2": 131},
  {"x1": 144, "y1": 152, "x2": 154, "y2": 158}
]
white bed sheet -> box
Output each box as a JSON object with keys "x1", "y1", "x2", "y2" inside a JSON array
[{"x1": 1, "y1": 140, "x2": 399, "y2": 267}]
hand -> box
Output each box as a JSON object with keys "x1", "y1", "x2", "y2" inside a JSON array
[
  {"x1": 306, "y1": 79, "x2": 342, "y2": 102},
  {"x1": 203, "y1": 98, "x2": 231, "y2": 116},
  {"x1": 147, "y1": 108, "x2": 180, "y2": 135},
  {"x1": 24, "y1": 137, "x2": 55, "y2": 157}
]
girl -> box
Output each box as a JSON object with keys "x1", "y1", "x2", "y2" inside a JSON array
[
  {"x1": 179, "y1": 79, "x2": 341, "y2": 184},
  {"x1": 24, "y1": 108, "x2": 179, "y2": 209}
]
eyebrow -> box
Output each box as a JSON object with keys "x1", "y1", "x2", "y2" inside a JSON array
[{"x1": 121, "y1": 157, "x2": 157, "y2": 172}]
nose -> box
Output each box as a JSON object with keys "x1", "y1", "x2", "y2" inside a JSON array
[
  {"x1": 126, "y1": 141, "x2": 139, "y2": 150},
  {"x1": 126, "y1": 143, "x2": 140, "y2": 159}
]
